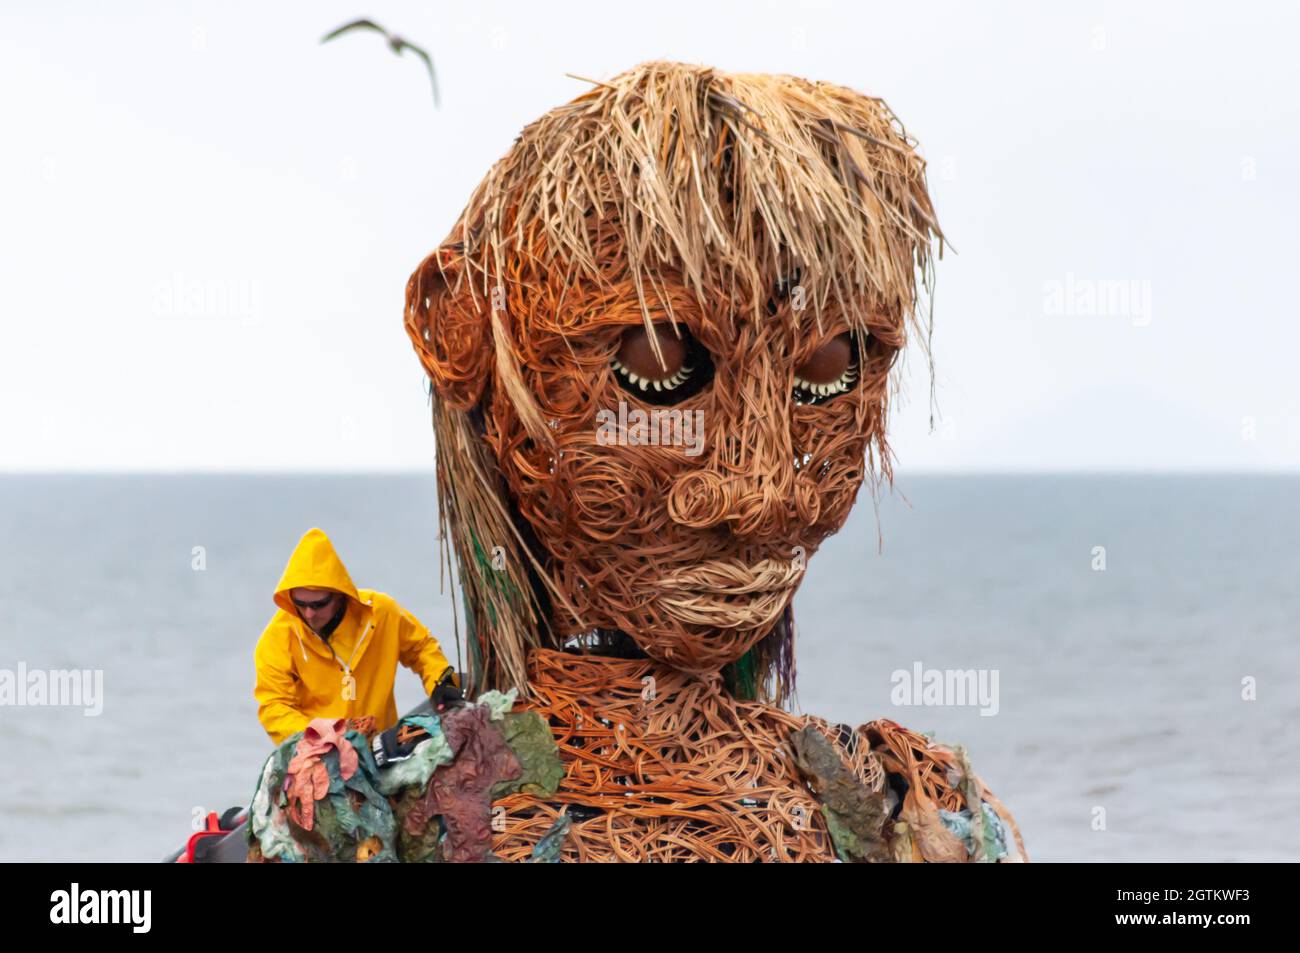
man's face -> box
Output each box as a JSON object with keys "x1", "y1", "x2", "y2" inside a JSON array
[
  {"x1": 487, "y1": 266, "x2": 893, "y2": 672},
  {"x1": 290, "y1": 587, "x2": 344, "y2": 635}
]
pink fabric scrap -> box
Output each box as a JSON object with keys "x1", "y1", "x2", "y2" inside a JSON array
[{"x1": 284, "y1": 717, "x2": 359, "y2": 831}]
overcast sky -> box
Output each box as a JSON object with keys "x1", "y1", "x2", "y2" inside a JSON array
[{"x1": 2, "y1": 1, "x2": 1297, "y2": 472}]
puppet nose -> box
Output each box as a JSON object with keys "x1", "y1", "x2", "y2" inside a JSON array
[
  {"x1": 667, "y1": 327, "x2": 821, "y2": 538},
  {"x1": 668, "y1": 461, "x2": 820, "y2": 539}
]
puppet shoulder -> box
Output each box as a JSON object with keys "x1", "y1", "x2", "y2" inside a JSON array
[{"x1": 790, "y1": 714, "x2": 1028, "y2": 863}]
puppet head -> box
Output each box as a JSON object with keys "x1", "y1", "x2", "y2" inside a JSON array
[{"x1": 405, "y1": 61, "x2": 941, "y2": 702}]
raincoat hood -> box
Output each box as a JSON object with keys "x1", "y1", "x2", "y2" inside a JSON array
[
  {"x1": 272, "y1": 528, "x2": 362, "y2": 615},
  {"x1": 253, "y1": 527, "x2": 454, "y2": 745}
]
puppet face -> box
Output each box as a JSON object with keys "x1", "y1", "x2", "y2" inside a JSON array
[
  {"x1": 406, "y1": 62, "x2": 937, "y2": 682},
  {"x1": 476, "y1": 262, "x2": 896, "y2": 673}
]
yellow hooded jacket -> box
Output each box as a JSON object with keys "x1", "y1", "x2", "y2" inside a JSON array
[{"x1": 253, "y1": 528, "x2": 453, "y2": 745}]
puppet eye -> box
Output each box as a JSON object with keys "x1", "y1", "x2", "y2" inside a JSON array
[
  {"x1": 793, "y1": 331, "x2": 860, "y2": 405},
  {"x1": 610, "y1": 322, "x2": 714, "y2": 405}
]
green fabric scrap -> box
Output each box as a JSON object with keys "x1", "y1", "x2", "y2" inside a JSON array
[
  {"x1": 491, "y1": 710, "x2": 564, "y2": 799},
  {"x1": 253, "y1": 730, "x2": 401, "y2": 863},
  {"x1": 250, "y1": 688, "x2": 566, "y2": 863},
  {"x1": 789, "y1": 725, "x2": 890, "y2": 863},
  {"x1": 299, "y1": 744, "x2": 399, "y2": 862},
  {"x1": 478, "y1": 688, "x2": 518, "y2": 721},
  {"x1": 392, "y1": 786, "x2": 446, "y2": 863}
]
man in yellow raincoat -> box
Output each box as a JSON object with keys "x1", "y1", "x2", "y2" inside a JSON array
[{"x1": 253, "y1": 527, "x2": 456, "y2": 745}]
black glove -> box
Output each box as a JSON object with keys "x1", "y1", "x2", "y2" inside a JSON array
[
  {"x1": 430, "y1": 671, "x2": 464, "y2": 713},
  {"x1": 371, "y1": 673, "x2": 464, "y2": 769},
  {"x1": 371, "y1": 720, "x2": 430, "y2": 769}
]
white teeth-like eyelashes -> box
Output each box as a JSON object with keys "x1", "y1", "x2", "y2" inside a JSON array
[
  {"x1": 610, "y1": 358, "x2": 693, "y2": 391},
  {"x1": 609, "y1": 356, "x2": 857, "y2": 397},
  {"x1": 794, "y1": 365, "x2": 858, "y2": 397}
]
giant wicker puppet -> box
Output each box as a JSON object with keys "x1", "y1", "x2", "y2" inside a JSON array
[{"x1": 401, "y1": 61, "x2": 1026, "y2": 862}]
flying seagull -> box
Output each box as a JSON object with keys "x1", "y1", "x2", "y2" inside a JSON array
[{"x1": 321, "y1": 19, "x2": 439, "y2": 107}]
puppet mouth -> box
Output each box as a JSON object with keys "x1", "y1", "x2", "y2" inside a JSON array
[{"x1": 654, "y1": 557, "x2": 805, "y2": 629}]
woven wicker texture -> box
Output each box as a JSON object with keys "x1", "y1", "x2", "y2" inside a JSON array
[
  {"x1": 490, "y1": 648, "x2": 872, "y2": 862},
  {"x1": 486, "y1": 650, "x2": 1025, "y2": 862},
  {"x1": 405, "y1": 61, "x2": 940, "y2": 697},
  {"x1": 399, "y1": 61, "x2": 1026, "y2": 861}
]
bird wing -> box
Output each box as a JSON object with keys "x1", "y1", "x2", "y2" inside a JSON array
[
  {"x1": 395, "y1": 39, "x2": 440, "y2": 107},
  {"x1": 320, "y1": 18, "x2": 388, "y2": 45}
]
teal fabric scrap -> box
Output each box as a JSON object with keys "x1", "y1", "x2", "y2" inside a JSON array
[
  {"x1": 246, "y1": 688, "x2": 542, "y2": 863},
  {"x1": 250, "y1": 727, "x2": 399, "y2": 862},
  {"x1": 249, "y1": 738, "x2": 304, "y2": 863},
  {"x1": 373, "y1": 716, "x2": 455, "y2": 796},
  {"x1": 939, "y1": 803, "x2": 1009, "y2": 862},
  {"x1": 529, "y1": 814, "x2": 571, "y2": 863}
]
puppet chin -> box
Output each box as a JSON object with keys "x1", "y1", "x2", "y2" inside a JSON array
[
  {"x1": 655, "y1": 557, "x2": 803, "y2": 627},
  {"x1": 620, "y1": 559, "x2": 803, "y2": 671}
]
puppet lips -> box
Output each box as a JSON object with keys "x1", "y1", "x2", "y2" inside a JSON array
[{"x1": 654, "y1": 557, "x2": 805, "y2": 629}]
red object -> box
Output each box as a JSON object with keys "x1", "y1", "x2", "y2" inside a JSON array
[{"x1": 176, "y1": 811, "x2": 231, "y2": 863}]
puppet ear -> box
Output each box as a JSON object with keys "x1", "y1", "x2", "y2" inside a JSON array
[{"x1": 404, "y1": 244, "x2": 492, "y2": 409}]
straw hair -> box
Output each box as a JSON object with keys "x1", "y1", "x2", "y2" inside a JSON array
[
  {"x1": 462, "y1": 61, "x2": 940, "y2": 335},
  {"x1": 406, "y1": 60, "x2": 943, "y2": 701}
]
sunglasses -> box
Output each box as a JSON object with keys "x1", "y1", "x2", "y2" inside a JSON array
[{"x1": 292, "y1": 594, "x2": 337, "y2": 611}]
